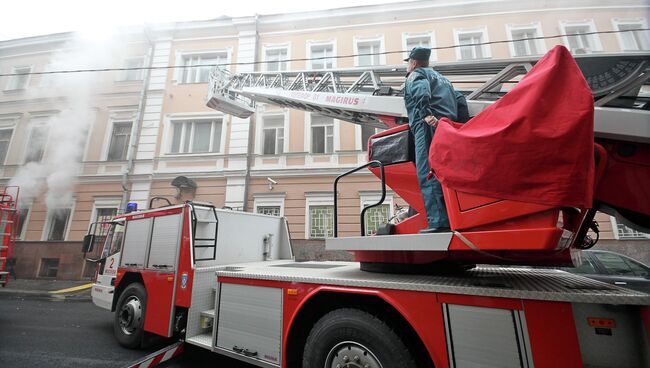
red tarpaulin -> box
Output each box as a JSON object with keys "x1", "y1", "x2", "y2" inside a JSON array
[{"x1": 429, "y1": 46, "x2": 595, "y2": 208}]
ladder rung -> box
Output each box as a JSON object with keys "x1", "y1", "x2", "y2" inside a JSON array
[{"x1": 194, "y1": 238, "x2": 216, "y2": 241}]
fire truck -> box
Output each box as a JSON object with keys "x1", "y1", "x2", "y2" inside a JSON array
[
  {"x1": 0, "y1": 187, "x2": 19, "y2": 288},
  {"x1": 86, "y1": 48, "x2": 650, "y2": 367}
]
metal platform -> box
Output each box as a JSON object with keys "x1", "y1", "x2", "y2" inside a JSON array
[
  {"x1": 215, "y1": 260, "x2": 650, "y2": 305},
  {"x1": 326, "y1": 232, "x2": 453, "y2": 251}
]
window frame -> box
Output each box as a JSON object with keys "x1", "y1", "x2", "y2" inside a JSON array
[
  {"x1": 307, "y1": 39, "x2": 337, "y2": 70},
  {"x1": 16, "y1": 202, "x2": 32, "y2": 240},
  {"x1": 307, "y1": 113, "x2": 335, "y2": 154},
  {"x1": 165, "y1": 114, "x2": 226, "y2": 156},
  {"x1": 402, "y1": 32, "x2": 436, "y2": 62},
  {"x1": 305, "y1": 193, "x2": 335, "y2": 239},
  {"x1": 454, "y1": 27, "x2": 491, "y2": 61},
  {"x1": 259, "y1": 111, "x2": 288, "y2": 156},
  {"x1": 5, "y1": 66, "x2": 32, "y2": 91},
  {"x1": 559, "y1": 20, "x2": 603, "y2": 54},
  {"x1": 41, "y1": 202, "x2": 75, "y2": 241},
  {"x1": 360, "y1": 192, "x2": 394, "y2": 236},
  {"x1": 505, "y1": 23, "x2": 546, "y2": 57},
  {"x1": 353, "y1": 35, "x2": 386, "y2": 67},
  {"x1": 612, "y1": 18, "x2": 650, "y2": 52},
  {"x1": 24, "y1": 116, "x2": 51, "y2": 164},
  {"x1": 89, "y1": 198, "x2": 122, "y2": 229},
  {"x1": 105, "y1": 121, "x2": 133, "y2": 161},
  {"x1": 253, "y1": 193, "x2": 286, "y2": 217},
  {"x1": 262, "y1": 43, "x2": 291, "y2": 72},
  {"x1": 117, "y1": 57, "x2": 145, "y2": 82},
  {"x1": 0, "y1": 119, "x2": 16, "y2": 165},
  {"x1": 178, "y1": 50, "x2": 231, "y2": 84}
]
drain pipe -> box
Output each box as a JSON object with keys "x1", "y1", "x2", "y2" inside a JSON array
[
  {"x1": 120, "y1": 30, "x2": 155, "y2": 212},
  {"x1": 241, "y1": 18, "x2": 259, "y2": 212}
]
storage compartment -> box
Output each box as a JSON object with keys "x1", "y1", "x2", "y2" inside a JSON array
[{"x1": 216, "y1": 283, "x2": 283, "y2": 365}]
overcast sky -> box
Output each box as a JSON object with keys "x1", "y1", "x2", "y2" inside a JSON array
[{"x1": 1, "y1": 0, "x2": 413, "y2": 41}]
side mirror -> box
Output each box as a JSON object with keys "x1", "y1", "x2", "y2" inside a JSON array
[{"x1": 82, "y1": 234, "x2": 95, "y2": 253}]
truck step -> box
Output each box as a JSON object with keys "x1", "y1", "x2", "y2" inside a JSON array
[
  {"x1": 185, "y1": 333, "x2": 212, "y2": 350},
  {"x1": 200, "y1": 309, "x2": 215, "y2": 319}
]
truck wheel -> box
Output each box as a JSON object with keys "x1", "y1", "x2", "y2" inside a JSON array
[
  {"x1": 302, "y1": 308, "x2": 417, "y2": 368},
  {"x1": 114, "y1": 283, "x2": 147, "y2": 348}
]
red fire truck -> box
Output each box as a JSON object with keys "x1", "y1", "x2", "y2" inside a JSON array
[{"x1": 87, "y1": 48, "x2": 650, "y2": 367}]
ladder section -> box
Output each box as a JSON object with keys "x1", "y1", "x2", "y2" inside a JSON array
[
  {"x1": 208, "y1": 52, "x2": 650, "y2": 142},
  {"x1": 190, "y1": 203, "x2": 218, "y2": 262},
  {"x1": 0, "y1": 187, "x2": 18, "y2": 287}
]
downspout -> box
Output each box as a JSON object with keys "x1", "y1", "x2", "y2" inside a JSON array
[
  {"x1": 120, "y1": 30, "x2": 155, "y2": 211},
  {"x1": 241, "y1": 16, "x2": 259, "y2": 212}
]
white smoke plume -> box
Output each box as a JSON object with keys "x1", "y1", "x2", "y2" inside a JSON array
[{"x1": 9, "y1": 30, "x2": 131, "y2": 211}]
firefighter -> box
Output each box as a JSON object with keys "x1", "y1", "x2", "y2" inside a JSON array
[{"x1": 404, "y1": 47, "x2": 463, "y2": 233}]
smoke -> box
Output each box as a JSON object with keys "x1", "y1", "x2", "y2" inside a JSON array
[{"x1": 9, "y1": 30, "x2": 130, "y2": 210}]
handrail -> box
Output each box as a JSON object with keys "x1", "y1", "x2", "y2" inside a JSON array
[{"x1": 333, "y1": 160, "x2": 386, "y2": 237}]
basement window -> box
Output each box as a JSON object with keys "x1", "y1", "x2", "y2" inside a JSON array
[{"x1": 38, "y1": 258, "x2": 59, "y2": 278}]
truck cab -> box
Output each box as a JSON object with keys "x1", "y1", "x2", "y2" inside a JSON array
[{"x1": 84, "y1": 201, "x2": 293, "y2": 347}]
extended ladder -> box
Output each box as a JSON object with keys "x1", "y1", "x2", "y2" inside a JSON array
[{"x1": 208, "y1": 52, "x2": 650, "y2": 143}]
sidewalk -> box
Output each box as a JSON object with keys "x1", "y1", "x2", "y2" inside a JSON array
[{"x1": 0, "y1": 278, "x2": 92, "y2": 300}]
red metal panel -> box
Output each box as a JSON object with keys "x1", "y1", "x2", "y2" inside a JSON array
[
  {"x1": 174, "y1": 208, "x2": 194, "y2": 308},
  {"x1": 142, "y1": 270, "x2": 176, "y2": 337},
  {"x1": 522, "y1": 300, "x2": 583, "y2": 367}
]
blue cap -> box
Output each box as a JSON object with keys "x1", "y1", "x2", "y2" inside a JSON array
[{"x1": 404, "y1": 47, "x2": 431, "y2": 62}]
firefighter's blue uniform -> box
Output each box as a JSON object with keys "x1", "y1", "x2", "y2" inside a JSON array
[{"x1": 404, "y1": 48, "x2": 457, "y2": 230}]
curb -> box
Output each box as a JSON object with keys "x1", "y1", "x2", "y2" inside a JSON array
[{"x1": 0, "y1": 287, "x2": 92, "y2": 301}]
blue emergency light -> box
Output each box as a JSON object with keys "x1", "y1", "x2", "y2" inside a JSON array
[{"x1": 126, "y1": 202, "x2": 138, "y2": 213}]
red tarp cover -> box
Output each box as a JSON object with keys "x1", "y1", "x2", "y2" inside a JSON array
[{"x1": 429, "y1": 46, "x2": 595, "y2": 208}]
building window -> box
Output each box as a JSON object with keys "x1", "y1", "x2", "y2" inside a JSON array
[
  {"x1": 311, "y1": 115, "x2": 334, "y2": 154},
  {"x1": 25, "y1": 124, "x2": 49, "y2": 163},
  {"x1": 615, "y1": 20, "x2": 650, "y2": 51},
  {"x1": 262, "y1": 115, "x2": 284, "y2": 155},
  {"x1": 181, "y1": 52, "x2": 228, "y2": 83},
  {"x1": 360, "y1": 126, "x2": 377, "y2": 151},
  {"x1": 0, "y1": 129, "x2": 13, "y2": 165},
  {"x1": 254, "y1": 193, "x2": 285, "y2": 217},
  {"x1": 5, "y1": 66, "x2": 31, "y2": 90},
  {"x1": 119, "y1": 58, "x2": 144, "y2": 81},
  {"x1": 309, "y1": 205, "x2": 334, "y2": 239},
  {"x1": 95, "y1": 207, "x2": 118, "y2": 223},
  {"x1": 456, "y1": 29, "x2": 489, "y2": 60},
  {"x1": 16, "y1": 206, "x2": 30, "y2": 240},
  {"x1": 360, "y1": 193, "x2": 393, "y2": 236},
  {"x1": 561, "y1": 21, "x2": 602, "y2": 54},
  {"x1": 403, "y1": 33, "x2": 434, "y2": 61},
  {"x1": 45, "y1": 208, "x2": 72, "y2": 241},
  {"x1": 107, "y1": 122, "x2": 132, "y2": 161},
  {"x1": 38, "y1": 258, "x2": 59, "y2": 278},
  {"x1": 309, "y1": 42, "x2": 335, "y2": 69},
  {"x1": 364, "y1": 204, "x2": 391, "y2": 236},
  {"x1": 169, "y1": 119, "x2": 223, "y2": 154},
  {"x1": 355, "y1": 38, "x2": 383, "y2": 66},
  {"x1": 257, "y1": 206, "x2": 281, "y2": 216},
  {"x1": 264, "y1": 47, "x2": 289, "y2": 72},
  {"x1": 508, "y1": 24, "x2": 544, "y2": 57}
]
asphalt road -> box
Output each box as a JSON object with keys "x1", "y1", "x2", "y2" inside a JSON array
[{"x1": 0, "y1": 294, "x2": 250, "y2": 368}]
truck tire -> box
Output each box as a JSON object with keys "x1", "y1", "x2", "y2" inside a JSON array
[
  {"x1": 114, "y1": 283, "x2": 147, "y2": 348},
  {"x1": 302, "y1": 308, "x2": 418, "y2": 368}
]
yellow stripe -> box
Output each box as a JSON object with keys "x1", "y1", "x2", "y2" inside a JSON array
[{"x1": 49, "y1": 283, "x2": 93, "y2": 294}]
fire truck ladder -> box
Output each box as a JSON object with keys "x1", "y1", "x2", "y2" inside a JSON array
[
  {"x1": 0, "y1": 187, "x2": 19, "y2": 287},
  {"x1": 208, "y1": 52, "x2": 650, "y2": 144},
  {"x1": 189, "y1": 203, "x2": 219, "y2": 262}
]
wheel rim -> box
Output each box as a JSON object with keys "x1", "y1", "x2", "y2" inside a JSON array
[
  {"x1": 118, "y1": 295, "x2": 142, "y2": 335},
  {"x1": 325, "y1": 341, "x2": 383, "y2": 368}
]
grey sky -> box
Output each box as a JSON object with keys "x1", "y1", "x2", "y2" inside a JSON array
[{"x1": 1, "y1": 0, "x2": 413, "y2": 41}]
